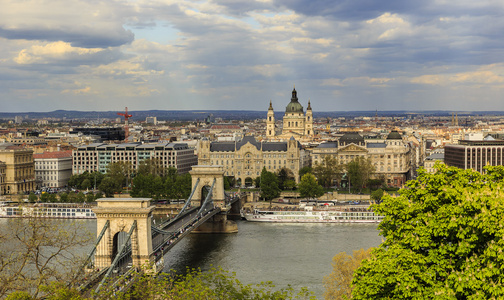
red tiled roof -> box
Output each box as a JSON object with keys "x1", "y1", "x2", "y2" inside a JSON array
[{"x1": 33, "y1": 150, "x2": 72, "y2": 159}]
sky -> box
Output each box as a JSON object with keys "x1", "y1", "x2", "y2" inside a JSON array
[{"x1": 2, "y1": 0, "x2": 504, "y2": 113}]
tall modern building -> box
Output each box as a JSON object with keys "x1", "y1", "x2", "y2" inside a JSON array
[
  {"x1": 267, "y1": 88, "x2": 314, "y2": 139},
  {"x1": 73, "y1": 142, "x2": 198, "y2": 175},
  {"x1": 34, "y1": 151, "x2": 73, "y2": 188},
  {"x1": 0, "y1": 143, "x2": 35, "y2": 195},
  {"x1": 198, "y1": 136, "x2": 309, "y2": 185}
]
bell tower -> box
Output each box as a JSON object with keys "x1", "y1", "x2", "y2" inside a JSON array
[
  {"x1": 267, "y1": 100, "x2": 275, "y2": 138},
  {"x1": 305, "y1": 100, "x2": 313, "y2": 136}
]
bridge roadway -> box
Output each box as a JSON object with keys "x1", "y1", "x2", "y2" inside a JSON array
[{"x1": 80, "y1": 193, "x2": 241, "y2": 295}]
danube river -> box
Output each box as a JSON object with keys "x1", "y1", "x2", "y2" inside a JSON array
[{"x1": 0, "y1": 218, "x2": 382, "y2": 299}]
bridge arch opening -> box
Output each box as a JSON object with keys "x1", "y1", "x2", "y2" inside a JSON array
[
  {"x1": 200, "y1": 185, "x2": 211, "y2": 206},
  {"x1": 112, "y1": 231, "x2": 132, "y2": 268}
]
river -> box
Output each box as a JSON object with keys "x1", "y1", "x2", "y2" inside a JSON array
[{"x1": 0, "y1": 218, "x2": 382, "y2": 299}]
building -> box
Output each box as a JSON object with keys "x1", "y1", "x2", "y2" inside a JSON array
[
  {"x1": 0, "y1": 143, "x2": 35, "y2": 195},
  {"x1": 311, "y1": 131, "x2": 412, "y2": 187},
  {"x1": 69, "y1": 127, "x2": 125, "y2": 141},
  {"x1": 267, "y1": 88, "x2": 314, "y2": 139},
  {"x1": 34, "y1": 151, "x2": 73, "y2": 188},
  {"x1": 73, "y1": 142, "x2": 197, "y2": 175},
  {"x1": 145, "y1": 117, "x2": 157, "y2": 125},
  {"x1": 198, "y1": 136, "x2": 309, "y2": 185},
  {"x1": 444, "y1": 138, "x2": 504, "y2": 173},
  {"x1": 0, "y1": 162, "x2": 5, "y2": 196},
  {"x1": 423, "y1": 148, "x2": 444, "y2": 173}
]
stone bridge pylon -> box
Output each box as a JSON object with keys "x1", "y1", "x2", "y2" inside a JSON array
[{"x1": 93, "y1": 198, "x2": 155, "y2": 269}]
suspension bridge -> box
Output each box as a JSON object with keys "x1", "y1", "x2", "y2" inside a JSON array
[{"x1": 75, "y1": 166, "x2": 242, "y2": 295}]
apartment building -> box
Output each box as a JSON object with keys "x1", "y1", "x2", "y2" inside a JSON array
[
  {"x1": 34, "y1": 151, "x2": 73, "y2": 188},
  {"x1": 72, "y1": 142, "x2": 197, "y2": 175},
  {"x1": 444, "y1": 138, "x2": 504, "y2": 173}
]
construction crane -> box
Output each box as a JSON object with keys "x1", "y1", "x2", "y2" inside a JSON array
[{"x1": 117, "y1": 107, "x2": 132, "y2": 141}]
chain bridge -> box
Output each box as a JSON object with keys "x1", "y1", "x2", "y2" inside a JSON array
[{"x1": 75, "y1": 166, "x2": 242, "y2": 295}]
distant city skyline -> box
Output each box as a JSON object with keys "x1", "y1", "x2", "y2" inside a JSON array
[{"x1": 2, "y1": 1, "x2": 504, "y2": 113}]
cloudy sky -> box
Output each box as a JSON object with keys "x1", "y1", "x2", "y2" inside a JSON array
[{"x1": 2, "y1": 0, "x2": 504, "y2": 113}]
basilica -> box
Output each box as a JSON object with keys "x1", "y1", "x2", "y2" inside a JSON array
[{"x1": 267, "y1": 88, "x2": 314, "y2": 140}]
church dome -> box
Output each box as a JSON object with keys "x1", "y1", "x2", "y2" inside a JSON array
[{"x1": 285, "y1": 88, "x2": 304, "y2": 113}]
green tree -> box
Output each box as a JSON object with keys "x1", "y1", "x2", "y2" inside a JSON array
[
  {"x1": 59, "y1": 192, "x2": 69, "y2": 203},
  {"x1": 298, "y1": 173, "x2": 324, "y2": 199},
  {"x1": 98, "y1": 176, "x2": 121, "y2": 197},
  {"x1": 28, "y1": 193, "x2": 37, "y2": 203},
  {"x1": 299, "y1": 166, "x2": 312, "y2": 178},
  {"x1": 277, "y1": 168, "x2": 294, "y2": 190},
  {"x1": 352, "y1": 164, "x2": 504, "y2": 299},
  {"x1": 105, "y1": 161, "x2": 133, "y2": 190},
  {"x1": 137, "y1": 158, "x2": 166, "y2": 176},
  {"x1": 85, "y1": 193, "x2": 95, "y2": 203},
  {"x1": 40, "y1": 192, "x2": 50, "y2": 203},
  {"x1": 324, "y1": 248, "x2": 374, "y2": 300},
  {"x1": 260, "y1": 167, "x2": 281, "y2": 201},
  {"x1": 313, "y1": 155, "x2": 344, "y2": 188},
  {"x1": 283, "y1": 179, "x2": 296, "y2": 190},
  {"x1": 370, "y1": 188, "x2": 384, "y2": 203},
  {"x1": 346, "y1": 156, "x2": 375, "y2": 192}
]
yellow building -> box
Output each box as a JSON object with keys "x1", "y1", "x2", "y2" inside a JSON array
[
  {"x1": 0, "y1": 143, "x2": 35, "y2": 195},
  {"x1": 267, "y1": 88, "x2": 314, "y2": 140},
  {"x1": 311, "y1": 131, "x2": 412, "y2": 188},
  {"x1": 198, "y1": 136, "x2": 309, "y2": 186}
]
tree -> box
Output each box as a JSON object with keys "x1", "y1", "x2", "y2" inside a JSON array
[
  {"x1": 277, "y1": 168, "x2": 294, "y2": 190},
  {"x1": 346, "y1": 156, "x2": 375, "y2": 192},
  {"x1": 370, "y1": 188, "x2": 384, "y2": 203},
  {"x1": 324, "y1": 248, "x2": 374, "y2": 300},
  {"x1": 299, "y1": 166, "x2": 312, "y2": 178},
  {"x1": 137, "y1": 158, "x2": 166, "y2": 176},
  {"x1": 98, "y1": 177, "x2": 121, "y2": 197},
  {"x1": 0, "y1": 217, "x2": 91, "y2": 298},
  {"x1": 260, "y1": 167, "x2": 281, "y2": 201},
  {"x1": 105, "y1": 161, "x2": 134, "y2": 191},
  {"x1": 298, "y1": 173, "x2": 324, "y2": 199},
  {"x1": 28, "y1": 192, "x2": 37, "y2": 203},
  {"x1": 313, "y1": 155, "x2": 344, "y2": 188},
  {"x1": 352, "y1": 164, "x2": 504, "y2": 299},
  {"x1": 59, "y1": 192, "x2": 69, "y2": 203}
]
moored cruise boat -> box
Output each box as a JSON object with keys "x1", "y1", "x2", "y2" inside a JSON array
[
  {"x1": 242, "y1": 206, "x2": 383, "y2": 223},
  {"x1": 0, "y1": 202, "x2": 96, "y2": 219}
]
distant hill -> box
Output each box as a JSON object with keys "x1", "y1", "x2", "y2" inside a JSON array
[{"x1": 0, "y1": 110, "x2": 502, "y2": 121}]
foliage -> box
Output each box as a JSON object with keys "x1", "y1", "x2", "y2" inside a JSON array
[
  {"x1": 98, "y1": 177, "x2": 121, "y2": 197},
  {"x1": 105, "y1": 161, "x2": 134, "y2": 191},
  {"x1": 299, "y1": 166, "x2": 312, "y2": 178},
  {"x1": 277, "y1": 168, "x2": 295, "y2": 190},
  {"x1": 131, "y1": 168, "x2": 192, "y2": 200},
  {"x1": 313, "y1": 155, "x2": 344, "y2": 188},
  {"x1": 28, "y1": 193, "x2": 37, "y2": 203},
  {"x1": 346, "y1": 156, "x2": 375, "y2": 192},
  {"x1": 58, "y1": 192, "x2": 69, "y2": 203},
  {"x1": 93, "y1": 267, "x2": 315, "y2": 300},
  {"x1": 352, "y1": 164, "x2": 504, "y2": 299},
  {"x1": 137, "y1": 158, "x2": 166, "y2": 177},
  {"x1": 370, "y1": 188, "x2": 384, "y2": 202},
  {"x1": 298, "y1": 173, "x2": 324, "y2": 199},
  {"x1": 0, "y1": 217, "x2": 92, "y2": 299},
  {"x1": 260, "y1": 167, "x2": 281, "y2": 200},
  {"x1": 68, "y1": 171, "x2": 104, "y2": 190},
  {"x1": 324, "y1": 248, "x2": 374, "y2": 300},
  {"x1": 283, "y1": 179, "x2": 296, "y2": 190}
]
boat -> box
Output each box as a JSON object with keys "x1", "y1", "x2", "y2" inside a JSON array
[
  {"x1": 0, "y1": 202, "x2": 96, "y2": 219},
  {"x1": 241, "y1": 205, "x2": 383, "y2": 223}
]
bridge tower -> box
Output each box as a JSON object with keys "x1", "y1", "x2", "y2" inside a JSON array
[
  {"x1": 190, "y1": 165, "x2": 237, "y2": 233},
  {"x1": 92, "y1": 198, "x2": 155, "y2": 269}
]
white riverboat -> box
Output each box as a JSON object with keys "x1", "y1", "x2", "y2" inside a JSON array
[
  {"x1": 242, "y1": 206, "x2": 383, "y2": 223},
  {"x1": 0, "y1": 202, "x2": 96, "y2": 219}
]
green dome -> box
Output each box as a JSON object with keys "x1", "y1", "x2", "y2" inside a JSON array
[{"x1": 285, "y1": 88, "x2": 304, "y2": 113}]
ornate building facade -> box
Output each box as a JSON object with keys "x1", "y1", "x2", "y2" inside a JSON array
[
  {"x1": 0, "y1": 143, "x2": 35, "y2": 195},
  {"x1": 198, "y1": 136, "x2": 309, "y2": 185},
  {"x1": 311, "y1": 131, "x2": 412, "y2": 188},
  {"x1": 267, "y1": 88, "x2": 314, "y2": 140}
]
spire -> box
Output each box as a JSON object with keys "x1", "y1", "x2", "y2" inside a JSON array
[
  {"x1": 307, "y1": 100, "x2": 312, "y2": 110},
  {"x1": 268, "y1": 100, "x2": 273, "y2": 110}
]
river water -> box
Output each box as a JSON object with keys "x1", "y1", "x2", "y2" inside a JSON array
[{"x1": 0, "y1": 218, "x2": 382, "y2": 299}]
